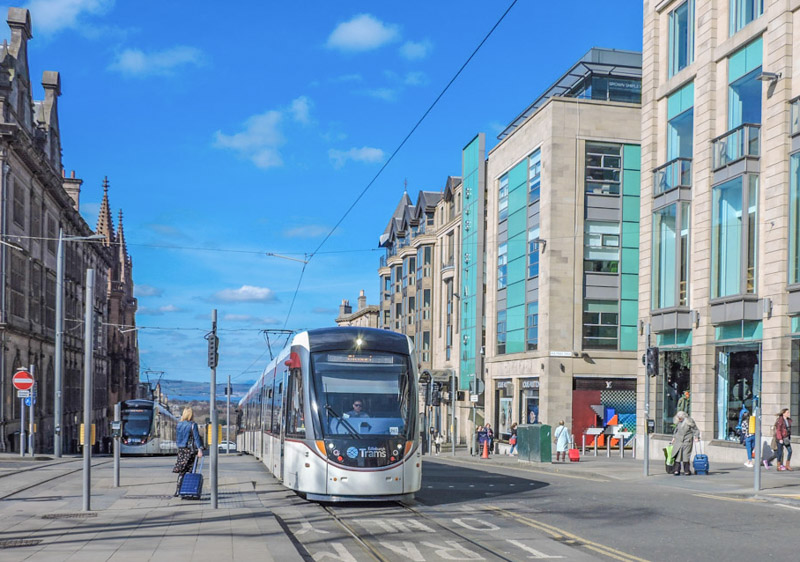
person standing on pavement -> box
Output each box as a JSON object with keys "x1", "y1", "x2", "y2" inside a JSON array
[
  {"x1": 508, "y1": 423, "x2": 518, "y2": 455},
  {"x1": 775, "y1": 408, "x2": 793, "y2": 471},
  {"x1": 553, "y1": 420, "x2": 570, "y2": 462},
  {"x1": 485, "y1": 423, "x2": 495, "y2": 456},
  {"x1": 739, "y1": 406, "x2": 755, "y2": 467},
  {"x1": 172, "y1": 407, "x2": 205, "y2": 496},
  {"x1": 476, "y1": 425, "x2": 486, "y2": 456},
  {"x1": 670, "y1": 410, "x2": 699, "y2": 475}
]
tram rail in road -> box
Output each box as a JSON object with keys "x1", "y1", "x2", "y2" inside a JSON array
[{"x1": 0, "y1": 458, "x2": 112, "y2": 500}]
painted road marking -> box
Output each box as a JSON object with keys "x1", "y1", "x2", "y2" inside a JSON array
[
  {"x1": 508, "y1": 539, "x2": 564, "y2": 559},
  {"x1": 693, "y1": 493, "x2": 766, "y2": 503}
]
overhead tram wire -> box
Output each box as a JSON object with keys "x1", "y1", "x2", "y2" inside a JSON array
[{"x1": 278, "y1": 0, "x2": 519, "y2": 330}]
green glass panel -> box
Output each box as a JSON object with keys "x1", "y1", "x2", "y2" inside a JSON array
[
  {"x1": 508, "y1": 208, "x2": 526, "y2": 239},
  {"x1": 507, "y1": 281, "x2": 526, "y2": 310},
  {"x1": 623, "y1": 144, "x2": 641, "y2": 170},
  {"x1": 508, "y1": 256, "x2": 526, "y2": 285},
  {"x1": 728, "y1": 37, "x2": 762, "y2": 83},
  {"x1": 622, "y1": 195, "x2": 640, "y2": 222},
  {"x1": 667, "y1": 82, "x2": 695, "y2": 120},
  {"x1": 620, "y1": 273, "x2": 639, "y2": 300},
  {"x1": 622, "y1": 170, "x2": 641, "y2": 197},
  {"x1": 657, "y1": 331, "x2": 676, "y2": 346},
  {"x1": 506, "y1": 328, "x2": 525, "y2": 354},
  {"x1": 509, "y1": 186, "x2": 527, "y2": 218},
  {"x1": 792, "y1": 316, "x2": 800, "y2": 334},
  {"x1": 620, "y1": 326, "x2": 638, "y2": 351},
  {"x1": 509, "y1": 160, "x2": 528, "y2": 191},
  {"x1": 676, "y1": 329, "x2": 692, "y2": 346},
  {"x1": 743, "y1": 321, "x2": 762, "y2": 340},
  {"x1": 586, "y1": 300, "x2": 618, "y2": 313},
  {"x1": 621, "y1": 221, "x2": 639, "y2": 249},
  {"x1": 620, "y1": 248, "x2": 639, "y2": 274},
  {"x1": 620, "y1": 300, "x2": 638, "y2": 326}
]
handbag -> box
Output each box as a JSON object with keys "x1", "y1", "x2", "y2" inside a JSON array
[
  {"x1": 770, "y1": 436, "x2": 778, "y2": 450},
  {"x1": 509, "y1": 436, "x2": 517, "y2": 445}
]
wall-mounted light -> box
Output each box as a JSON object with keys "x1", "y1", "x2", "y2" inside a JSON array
[
  {"x1": 533, "y1": 237, "x2": 547, "y2": 252},
  {"x1": 690, "y1": 310, "x2": 700, "y2": 328},
  {"x1": 763, "y1": 298, "x2": 773, "y2": 318},
  {"x1": 756, "y1": 71, "x2": 782, "y2": 83}
]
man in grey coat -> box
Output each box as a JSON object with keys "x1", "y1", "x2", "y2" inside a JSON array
[{"x1": 671, "y1": 410, "x2": 699, "y2": 475}]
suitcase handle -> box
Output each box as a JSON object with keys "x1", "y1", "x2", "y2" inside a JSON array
[{"x1": 193, "y1": 456, "x2": 204, "y2": 473}]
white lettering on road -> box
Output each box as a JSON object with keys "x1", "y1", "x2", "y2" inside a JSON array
[
  {"x1": 420, "y1": 540, "x2": 484, "y2": 560},
  {"x1": 295, "y1": 517, "x2": 331, "y2": 535},
  {"x1": 312, "y1": 542, "x2": 357, "y2": 562},
  {"x1": 380, "y1": 541, "x2": 425, "y2": 561},
  {"x1": 354, "y1": 518, "x2": 436, "y2": 533},
  {"x1": 507, "y1": 539, "x2": 564, "y2": 559},
  {"x1": 451, "y1": 518, "x2": 500, "y2": 532}
]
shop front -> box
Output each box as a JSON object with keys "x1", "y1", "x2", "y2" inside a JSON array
[
  {"x1": 715, "y1": 344, "x2": 760, "y2": 442},
  {"x1": 494, "y1": 379, "x2": 513, "y2": 440},
  {"x1": 572, "y1": 377, "x2": 637, "y2": 446},
  {"x1": 520, "y1": 378, "x2": 539, "y2": 425},
  {"x1": 655, "y1": 349, "x2": 691, "y2": 434}
]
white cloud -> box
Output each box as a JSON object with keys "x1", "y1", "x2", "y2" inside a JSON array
[
  {"x1": 329, "y1": 146, "x2": 384, "y2": 169},
  {"x1": 404, "y1": 71, "x2": 427, "y2": 86},
  {"x1": 223, "y1": 314, "x2": 280, "y2": 325},
  {"x1": 109, "y1": 46, "x2": 204, "y2": 77},
  {"x1": 399, "y1": 39, "x2": 433, "y2": 60},
  {"x1": 213, "y1": 285, "x2": 276, "y2": 303},
  {"x1": 137, "y1": 304, "x2": 180, "y2": 316},
  {"x1": 213, "y1": 96, "x2": 313, "y2": 169},
  {"x1": 326, "y1": 14, "x2": 399, "y2": 52},
  {"x1": 135, "y1": 284, "x2": 163, "y2": 297},
  {"x1": 159, "y1": 304, "x2": 181, "y2": 313},
  {"x1": 25, "y1": 0, "x2": 114, "y2": 34},
  {"x1": 364, "y1": 87, "x2": 397, "y2": 102},
  {"x1": 283, "y1": 225, "x2": 330, "y2": 239}
]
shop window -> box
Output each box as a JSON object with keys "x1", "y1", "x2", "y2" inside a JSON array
[
  {"x1": 497, "y1": 310, "x2": 507, "y2": 355},
  {"x1": 656, "y1": 350, "x2": 691, "y2": 433},
  {"x1": 715, "y1": 347, "x2": 759, "y2": 441},
  {"x1": 520, "y1": 383, "x2": 539, "y2": 424},
  {"x1": 668, "y1": 0, "x2": 694, "y2": 77},
  {"x1": 583, "y1": 300, "x2": 618, "y2": 349}
]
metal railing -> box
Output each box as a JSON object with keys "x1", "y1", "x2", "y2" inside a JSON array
[
  {"x1": 712, "y1": 123, "x2": 760, "y2": 170},
  {"x1": 653, "y1": 157, "x2": 692, "y2": 196},
  {"x1": 791, "y1": 96, "x2": 800, "y2": 137}
]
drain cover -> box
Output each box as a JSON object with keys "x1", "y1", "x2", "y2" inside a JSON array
[
  {"x1": 42, "y1": 512, "x2": 98, "y2": 519},
  {"x1": 0, "y1": 539, "x2": 42, "y2": 548}
]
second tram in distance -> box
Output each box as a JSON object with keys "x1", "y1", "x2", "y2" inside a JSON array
[
  {"x1": 238, "y1": 326, "x2": 421, "y2": 502},
  {"x1": 120, "y1": 399, "x2": 179, "y2": 455}
]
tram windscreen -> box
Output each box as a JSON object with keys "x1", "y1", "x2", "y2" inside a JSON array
[
  {"x1": 122, "y1": 408, "x2": 154, "y2": 437},
  {"x1": 311, "y1": 351, "x2": 413, "y2": 438}
]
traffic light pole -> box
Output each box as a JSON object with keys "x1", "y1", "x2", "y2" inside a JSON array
[
  {"x1": 226, "y1": 374, "x2": 231, "y2": 455},
  {"x1": 644, "y1": 324, "x2": 651, "y2": 478}
]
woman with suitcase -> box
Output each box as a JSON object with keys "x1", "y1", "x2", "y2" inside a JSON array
[
  {"x1": 670, "y1": 411, "x2": 699, "y2": 475},
  {"x1": 172, "y1": 407, "x2": 205, "y2": 496}
]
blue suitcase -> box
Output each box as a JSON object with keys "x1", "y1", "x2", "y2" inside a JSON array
[
  {"x1": 693, "y1": 441, "x2": 709, "y2": 475},
  {"x1": 180, "y1": 457, "x2": 204, "y2": 499}
]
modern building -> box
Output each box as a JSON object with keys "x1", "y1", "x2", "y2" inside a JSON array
[
  {"x1": 640, "y1": 0, "x2": 800, "y2": 461},
  {"x1": 0, "y1": 8, "x2": 139, "y2": 453},
  {"x1": 481, "y1": 48, "x2": 643, "y2": 444},
  {"x1": 335, "y1": 289, "x2": 379, "y2": 328}
]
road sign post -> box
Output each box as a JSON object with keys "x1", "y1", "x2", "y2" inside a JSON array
[
  {"x1": 28, "y1": 366, "x2": 35, "y2": 457},
  {"x1": 13, "y1": 369, "x2": 34, "y2": 457}
]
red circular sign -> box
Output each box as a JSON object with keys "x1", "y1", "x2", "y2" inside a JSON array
[{"x1": 12, "y1": 371, "x2": 34, "y2": 391}]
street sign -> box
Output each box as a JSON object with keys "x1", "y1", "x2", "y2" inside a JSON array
[
  {"x1": 12, "y1": 371, "x2": 34, "y2": 391},
  {"x1": 17, "y1": 390, "x2": 31, "y2": 398},
  {"x1": 24, "y1": 396, "x2": 36, "y2": 407},
  {"x1": 470, "y1": 394, "x2": 479, "y2": 403}
]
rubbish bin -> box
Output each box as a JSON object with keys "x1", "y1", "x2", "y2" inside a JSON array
[{"x1": 517, "y1": 424, "x2": 551, "y2": 463}]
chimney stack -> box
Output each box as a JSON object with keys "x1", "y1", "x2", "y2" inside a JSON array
[
  {"x1": 339, "y1": 299, "x2": 352, "y2": 317},
  {"x1": 358, "y1": 290, "x2": 366, "y2": 311}
]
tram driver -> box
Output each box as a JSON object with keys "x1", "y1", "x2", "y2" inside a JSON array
[{"x1": 345, "y1": 399, "x2": 370, "y2": 418}]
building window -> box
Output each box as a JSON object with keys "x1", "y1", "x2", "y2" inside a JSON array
[
  {"x1": 423, "y1": 246, "x2": 431, "y2": 277},
  {"x1": 30, "y1": 263, "x2": 42, "y2": 325},
  {"x1": 583, "y1": 300, "x2": 618, "y2": 349},
  {"x1": 498, "y1": 243, "x2": 508, "y2": 289},
  {"x1": 729, "y1": 68, "x2": 762, "y2": 129},
  {"x1": 668, "y1": 0, "x2": 694, "y2": 77},
  {"x1": 407, "y1": 296, "x2": 415, "y2": 325},
  {"x1": 10, "y1": 253, "x2": 26, "y2": 319},
  {"x1": 422, "y1": 289, "x2": 431, "y2": 320},
  {"x1": 730, "y1": 0, "x2": 763, "y2": 35},
  {"x1": 585, "y1": 143, "x2": 621, "y2": 195},
  {"x1": 668, "y1": 84, "x2": 694, "y2": 160},
  {"x1": 584, "y1": 221, "x2": 620, "y2": 273},
  {"x1": 499, "y1": 175, "x2": 508, "y2": 221},
  {"x1": 652, "y1": 203, "x2": 690, "y2": 308},
  {"x1": 13, "y1": 180, "x2": 25, "y2": 227},
  {"x1": 711, "y1": 175, "x2": 758, "y2": 298},
  {"x1": 528, "y1": 226, "x2": 540, "y2": 278},
  {"x1": 526, "y1": 302, "x2": 538, "y2": 351},
  {"x1": 790, "y1": 154, "x2": 800, "y2": 284},
  {"x1": 497, "y1": 310, "x2": 507, "y2": 355},
  {"x1": 422, "y1": 331, "x2": 431, "y2": 363},
  {"x1": 528, "y1": 149, "x2": 541, "y2": 203},
  {"x1": 47, "y1": 215, "x2": 56, "y2": 254},
  {"x1": 45, "y1": 273, "x2": 55, "y2": 332}
]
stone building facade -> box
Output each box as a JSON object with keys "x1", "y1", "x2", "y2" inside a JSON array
[
  {"x1": 640, "y1": 0, "x2": 800, "y2": 461},
  {"x1": 335, "y1": 290, "x2": 379, "y2": 328},
  {"x1": 0, "y1": 8, "x2": 138, "y2": 453}
]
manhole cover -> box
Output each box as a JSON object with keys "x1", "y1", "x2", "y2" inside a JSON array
[
  {"x1": 0, "y1": 539, "x2": 42, "y2": 548},
  {"x1": 42, "y1": 512, "x2": 98, "y2": 519}
]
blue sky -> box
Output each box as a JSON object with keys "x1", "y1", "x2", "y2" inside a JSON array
[{"x1": 3, "y1": 1, "x2": 642, "y2": 384}]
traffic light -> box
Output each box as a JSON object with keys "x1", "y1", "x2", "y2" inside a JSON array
[
  {"x1": 431, "y1": 382, "x2": 441, "y2": 406},
  {"x1": 646, "y1": 347, "x2": 659, "y2": 377},
  {"x1": 208, "y1": 335, "x2": 219, "y2": 368}
]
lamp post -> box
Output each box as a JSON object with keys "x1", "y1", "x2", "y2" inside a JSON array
[{"x1": 54, "y1": 229, "x2": 104, "y2": 458}]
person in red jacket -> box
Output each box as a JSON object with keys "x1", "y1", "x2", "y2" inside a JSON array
[{"x1": 775, "y1": 408, "x2": 793, "y2": 471}]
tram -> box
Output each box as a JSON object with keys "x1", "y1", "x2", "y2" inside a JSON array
[
  {"x1": 120, "y1": 399, "x2": 179, "y2": 455},
  {"x1": 238, "y1": 327, "x2": 421, "y2": 502}
]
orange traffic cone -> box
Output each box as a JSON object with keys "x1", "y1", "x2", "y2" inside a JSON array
[{"x1": 481, "y1": 440, "x2": 489, "y2": 459}]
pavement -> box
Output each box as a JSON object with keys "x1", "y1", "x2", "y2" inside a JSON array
[{"x1": 1, "y1": 445, "x2": 799, "y2": 560}]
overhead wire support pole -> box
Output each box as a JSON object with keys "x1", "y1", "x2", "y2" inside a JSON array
[
  {"x1": 208, "y1": 310, "x2": 219, "y2": 509},
  {"x1": 82, "y1": 268, "x2": 95, "y2": 512}
]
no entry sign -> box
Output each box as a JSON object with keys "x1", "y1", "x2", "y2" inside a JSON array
[{"x1": 12, "y1": 371, "x2": 34, "y2": 391}]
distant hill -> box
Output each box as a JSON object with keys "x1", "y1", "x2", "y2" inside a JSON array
[{"x1": 156, "y1": 378, "x2": 253, "y2": 403}]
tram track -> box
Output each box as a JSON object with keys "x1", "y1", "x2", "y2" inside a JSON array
[{"x1": 0, "y1": 459, "x2": 113, "y2": 500}]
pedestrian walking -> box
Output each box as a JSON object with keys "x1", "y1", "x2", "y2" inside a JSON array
[
  {"x1": 476, "y1": 425, "x2": 486, "y2": 456},
  {"x1": 775, "y1": 408, "x2": 793, "y2": 471},
  {"x1": 434, "y1": 431, "x2": 443, "y2": 455},
  {"x1": 739, "y1": 406, "x2": 756, "y2": 467},
  {"x1": 172, "y1": 407, "x2": 204, "y2": 496},
  {"x1": 553, "y1": 420, "x2": 569, "y2": 462},
  {"x1": 508, "y1": 423, "x2": 518, "y2": 455},
  {"x1": 670, "y1": 410, "x2": 699, "y2": 475},
  {"x1": 485, "y1": 423, "x2": 495, "y2": 456}
]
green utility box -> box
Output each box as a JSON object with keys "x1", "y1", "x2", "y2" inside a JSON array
[{"x1": 517, "y1": 424, "x2": 551, "y2": 463}]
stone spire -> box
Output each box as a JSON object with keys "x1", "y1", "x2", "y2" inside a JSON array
[
  {"x1": 95, "y1": 176, "x2": 115, "y2": 246},
  {"x1": 117, "y1": 208, "x2": 130, "y2": 283}
]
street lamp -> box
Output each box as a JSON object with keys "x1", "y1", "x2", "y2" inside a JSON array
[{"x1": 54, "y1": 229, "x2": 105, "y2": 458}]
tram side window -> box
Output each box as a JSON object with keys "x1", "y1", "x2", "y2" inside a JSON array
[
  {"x1": 272, "y1": 381, "x2": 284, "y2": 434},
  {"x1": 286, "y1": 367, "x2": 306, "y2": 438}
]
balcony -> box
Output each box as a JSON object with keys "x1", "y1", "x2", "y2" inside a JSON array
[
  {"x1": 712, "y1": 123, "x2": 760, "y2": 171},
  {"x1": 653, "y1": 157, "x2": 692, "y2": 196}
]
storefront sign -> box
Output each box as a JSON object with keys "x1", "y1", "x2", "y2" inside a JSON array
[
  {"x1": 521, "y1": 379, "x2": 539, "y2": 389},
  {"x1": 549, "y1": 351, "x2": 572, "y2": 357}
]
